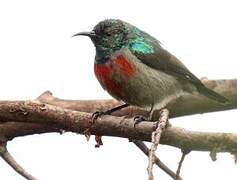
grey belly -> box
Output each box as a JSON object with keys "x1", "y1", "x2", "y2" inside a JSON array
[{"x1": 112, "y1": 61, "x2": 185, "y2": 109}]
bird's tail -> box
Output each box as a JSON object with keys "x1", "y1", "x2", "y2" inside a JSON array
[{"x1": 197, "y1": 85, "x2": 229, "y2": 103}]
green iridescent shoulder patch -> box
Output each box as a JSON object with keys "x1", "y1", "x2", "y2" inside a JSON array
[
  {"x1": 128, "y1": 28, "x2": 154, "y2": 54},
  {"x1": 130, "y1": 39, "x2": 154, "y2": 54}
]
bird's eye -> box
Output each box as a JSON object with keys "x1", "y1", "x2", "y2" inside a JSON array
[
  {"x1": 94, "y1": 29, "x2": 99, "y2": 35},
  {"x1": 94, "y1": 24, "x2": 105, "y2": 35}
]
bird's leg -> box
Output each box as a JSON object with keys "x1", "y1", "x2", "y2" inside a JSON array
[
  {"x1": 91, "y1": 103, "x2": 130, "y2": 123},
  {"x1": 83, "y1": 103, "x2": 130, "y2": 144},
  {"x1": 134, "y1": 104, "x2": 154, "y2": 126}
]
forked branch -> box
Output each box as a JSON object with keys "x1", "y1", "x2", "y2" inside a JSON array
[{"x1": 0, "y1": 79, "x2": 237, "y2": 179}]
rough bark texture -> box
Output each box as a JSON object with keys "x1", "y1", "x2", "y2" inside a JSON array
[
  {"x1": 0, "y1": 79, "x2": 237, "y2": 154},
  {"x1": 37, "y1": 79, "x2": 237, "y2": 118}
]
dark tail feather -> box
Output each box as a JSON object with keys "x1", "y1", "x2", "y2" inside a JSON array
[{"x1": 197, "y1": 85, "x2": 229, "y2": 103}]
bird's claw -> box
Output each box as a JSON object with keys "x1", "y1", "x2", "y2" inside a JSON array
[
  {"x1": 91, "y1": 110, "x2": 106, "y2": 124},
  {"x1": 133, "y1": 115, "x2": 147, "y2": 128}
]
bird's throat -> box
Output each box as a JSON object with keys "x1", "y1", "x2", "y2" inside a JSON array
[{"x1": 95, "y1": 46, "x2": 114, "y2": 63}]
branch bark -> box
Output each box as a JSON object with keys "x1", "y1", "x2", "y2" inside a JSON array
[
  {"x1": 0, "y1": 80, "x2": 236, "y2": 153},
  {"x1": 37, "y1": 79, "x2": 237, "y2": 118},
  {"x1": 148, "y1": 109, "x2": 169, "y2": 180},
  {"x1": 0, "y1": 78, "x2": 237, "y2": 179}
]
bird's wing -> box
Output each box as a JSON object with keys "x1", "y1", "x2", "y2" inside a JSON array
[
  {"x1": 133, "y1": 47, "x2": 203, "y2": 85},
  {"x1": 132, "y1": 47, "x2": 228, "y2": 103}
]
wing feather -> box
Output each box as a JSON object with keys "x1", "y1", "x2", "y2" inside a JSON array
[
  {"x1": 132, "y1": 47, "x2": 228, "y2": 103},
  {"x1": 134, "y1": 47, "x2": 202, "y2": 85}
]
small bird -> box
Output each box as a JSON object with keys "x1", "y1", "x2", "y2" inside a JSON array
[{"x1": 74, "y1": 19, "x2": 228, "y2": 121}]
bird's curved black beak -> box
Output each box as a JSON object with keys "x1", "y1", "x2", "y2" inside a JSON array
[{"x1": 72, "y1": 31, "x2": 96, "y2": 38}]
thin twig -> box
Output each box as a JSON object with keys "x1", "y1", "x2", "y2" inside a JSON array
[
  {"x1": 147, "y1": 109, "x2": 169, "y2": 180},
  {"x1": 133, "y1": 140, "x2": 182, "y2": 180},
  {"x1": 0, "y1": 141, "x2": 37, "y2": 180},
  {"x1": 176, "y1": 150, "x2": 189, "y2": 179}
]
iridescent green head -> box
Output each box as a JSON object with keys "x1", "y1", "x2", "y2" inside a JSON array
[{"x1": 74, "y1": 19, "x2": 159, "y2": 61}]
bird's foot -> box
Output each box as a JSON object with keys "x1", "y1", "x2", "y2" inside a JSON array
[
  {"x1": 91, "y1": 104, "x2": 130, "y2": 124},
  {"x1": 133, "y1": 115, "x2": 148, "y2": 128},
  {"x1": 82, "y1": 111, "x2": 106, "y2": 142},
  {"x1": 91, "y1": 110, "x2": 106, "y2": 124}
]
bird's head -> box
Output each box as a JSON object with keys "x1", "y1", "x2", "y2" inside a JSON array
[
  {"x1": 73, "y1": 19, "x2": 158, "y2": 60},
  {"x1": 74, "y1": 19, "x2": 132, "y2": 59}
]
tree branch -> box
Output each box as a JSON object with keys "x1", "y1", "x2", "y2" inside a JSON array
[
  {"x1": 176, "y1": 150, "x2": 189, "y2": 179},
  {"x1": 0, "y1": 78, "x2": 236, "y2": 179},
  {"x1": 0, "y1": 98, "x2": 236, "y2": 153},
  {"x1": 133, "y1": 140, "x2": 182, "y2": 180},
  {"x1": 37, "y1": 79, "x2": 237, "y2": 118},
  {"x1": 148, "y1": 109, "x2": 169, "y2": 180},
  {"x1": 0, "y1": 140, "x2": 36, "y2": 180}
]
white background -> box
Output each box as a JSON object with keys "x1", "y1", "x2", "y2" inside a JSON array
[{"x1": 0, "y1": 0, "x2": 237, "y2": 179}]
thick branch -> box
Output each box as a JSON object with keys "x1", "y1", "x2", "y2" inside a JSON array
[
  {"x1": 0, "y1": 78, "x2": 236, "y2": 180},
  {"x1": 0, "y1": 101, "x2": 236, "y2": 153},
  {"x1": 37, "y1": 79, "x2": 237, "y2": 118},
  {"x1": 0, "y1": 122, "x2": 60, "y2": 141}
]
